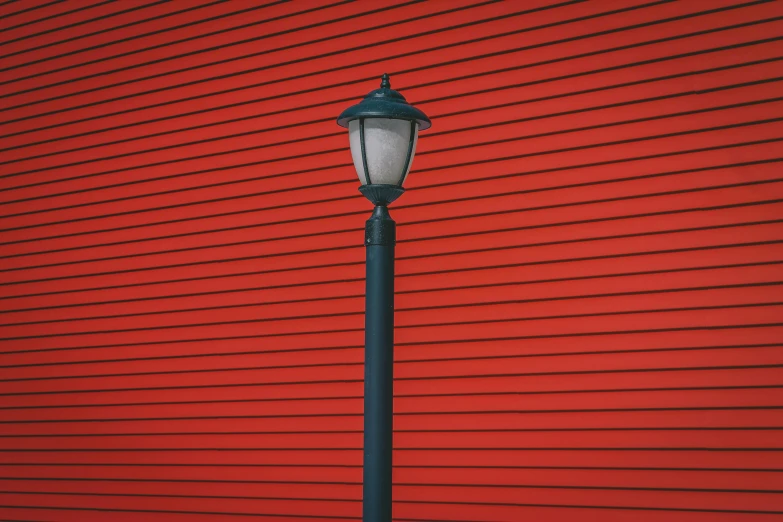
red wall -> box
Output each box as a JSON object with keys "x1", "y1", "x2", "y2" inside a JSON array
[{"x1": 0, "y1": 1, "x2": 782, "y2": 520}]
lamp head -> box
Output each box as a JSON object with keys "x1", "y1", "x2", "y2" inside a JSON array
[{"x1": 337, "y1": 74, "x2": 431, "y2": 205}]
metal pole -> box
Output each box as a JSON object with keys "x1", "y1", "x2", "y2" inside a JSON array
[{"x1": 362, "y1": 204, "x2": 396, "y2": 522}]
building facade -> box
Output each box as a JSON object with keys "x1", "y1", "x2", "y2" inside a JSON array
[{"x1": 0, "y1": 0, "x2": 782, "y2": 520}]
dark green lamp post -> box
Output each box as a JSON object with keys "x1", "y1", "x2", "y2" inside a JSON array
[{"x1": 337, "y1": 74, "x2": 431, "y2": 522}]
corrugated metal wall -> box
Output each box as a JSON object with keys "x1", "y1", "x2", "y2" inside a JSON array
[{"x1": 0, "y1": 0, "x2": 782, "y2": 520}]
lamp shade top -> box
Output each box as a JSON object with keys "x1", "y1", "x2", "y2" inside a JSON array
[{"x1": 337, "y1": 74, "x2": 431, "y2": 130}]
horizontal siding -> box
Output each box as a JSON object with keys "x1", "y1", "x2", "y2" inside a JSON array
[{"x1": 1, "y1": 0, "x2": 782, "y2": 521}]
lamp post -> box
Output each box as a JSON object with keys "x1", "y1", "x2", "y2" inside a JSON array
[{"x1": 337, "y1": 73, "x2": 431, "y2": 522}]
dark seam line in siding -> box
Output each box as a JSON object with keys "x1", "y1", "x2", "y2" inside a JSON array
[
  {"x1": 1, "y1": 104, "x2": 776, "y2": 236},
  {"x1": 0, "y1": 0, "x2": 468, "y2": 75},
  {"x1": 0, "y1": 0, "x2": 384, "y2": 72},
  {"x1": 416, "y1": 154, "x2": 781, "y2": 203},
  {"x1": 0, "y1": 338, "x2": 779, "y2": 383},
  {"x1": 0, "y1": 216, "x2": 778, "y2": 300},
  {"x1": 5, "y1": 285, "x2": 780, "y2": 348},
  {"x1": 0, "y1": 0, "x2": 581, "y2": 103},
  {"x1": 1, "y1": 33, "x2": 772, "y2": 194},
  {"x1": 16, "y1": 385, "x2": 783, "y2": 414},
  {"x1": 420, "y1": 121, "x2": 782, "y2": 177},
  {"x1": 2, "y1": 462, "x2": 356, "y2": 468},
  {"x1": 0, "y1": 485, "x2": 781, "y2": 501},
  {"x1": 0, "y1": 483, "x2": 781, "y2": 500},
  {"x1": 0, "y1": 0, "x2": 300, "y2": 64},
  {"x1": 5, "y1": 115, "x2": 780, "y2": 238},
  {"x1": 0, "y1": 0, "x2": 520, "y2": 140},
  {"x1": 146, "y1": 428, "x2": 783, "y2": 435},
  {"x1": 0, "y1": 500, "x2": 772, "y2": 522},
  {"x1": 0, "y1": 491, "x2": 362, "y2": 502},
  {"x1": 1, "y1": 147, "x2": 776, "y2": 254},
  {"x1": 0, "y1": 332, "x2": 780, "y2": 380},
  {"x1": 0, "y1": 117, "x2": 774, "y2": 258},
  {"x1": 2, "y1": 425, "x2": 776, "y2": 435},
  {"x1": 17, "y1": 101, "x2": 767, "y2": 200},
  {"x1": 2, "y1": 176, "x2": 779, "y2": 269},
  {"x1": 0, "y1": 384, "x2": 778, "y2": 411},
  {"x1": 0, "y1": 519, "x2": 52, "y2": 522},
  {"x1": 2, "y1": 402, "x2": 783, "y2": 422},
  {"x1": 0, "y1": 354, "x2": 778, "y2": 399},
  {"x1": 4, "y1": 199, "x2": 777, "y2": 300},
  {"x1": 431, "y1": 82, "x2": 783, "y2": 139},
  {"x1": 1, "y1": 13, "x2": 769, "y2": 184},
  {"x1": 3, "y1": 56, "x2": 779, "y2": 168},
  {"x1": 0, "y1": 188, "x2": 778, "y2": 280},
  {"x1": 401, "y1": 465, "x2": 783, "y2": 472},
  {"x1": 3, "y1": 75, "x2": 778, "y2": 181},
  {"x1": 0, "y1": 299, "x2": 778, "y2": 344},
  {"x1": 0, "y1": 464, "x2": 775, "y2": 472},
  {"x1": 0, "y1": 1, "x2": 285, "y2": 52},
  {"x1": 1, "y1": 237, "x2": 778, "y2": 307},
  {"x1": 0, "y1": 0, "x2": 731, "y2": 124},
  {"x1": 0, "y1": 169, "x2": 777, "y2": 275},
  {"x1": 234, "y1": 6, "x2": 783, "y2": 129},
  {"x1": 0, "y1": 0, "x2": 427, "y2": 83},
  {"x1": 0, "y1": 504, "x2": 357, "y2": 520},
  {"x1": 0, "y1": 0, "x2": 61, "y2": 23},
  {"x1": 0, "y1": 478, "x2": 359, "y2": 484},
  {"x1": 375, "y1": 482, "x2": 783, "y2": 493},
  {"x1": 0, "y1": 330, "x2": 776, "y2": 381},
  {"x1": 387, "y1": 515, "x2": 770, "y2": 522},
  {"x1": 434, "y1": 61, "x2": 783, "y2": 121},
  {"x1": 0, "y1": 0, "x2": 108, "y2": 36},
  {"x1": 0, "y1": 0, "x2": 163, "y2": 48},
  {"x1": 2, "y1": 38, "x2": 776, "y2": 196},
  {"x1": 350, "y1": 364, "x2": 783, "y2": 385},
  {"x1": 1, "y1": 476, "x2": 777, "y2": 494},
  {"x1": 0, "y1": 502, "x2": 359, "y2": 521},
  {"x1": 396, "y1": 500, "x2": 783, "y2": 515},
  {"x1": 2, "y1": 462, "x2": 315, "y2": 467},
  {"x1": 0, "y1": 340, "x2": 777, "y2": 375},
  {"x1": 0, "y1": 248, "x2": 780, "y2": 334},
  {"x1": 1, "y1": 116, "x2": 779, "y2": 231},
  {"x1": 3, "y1": 463, "x2": 361, "y2": 469},
  {"x1": 1, "y1": 350, "x2": 779, "y2": 395},
  {"x1": 3, "y1": 394, "x2": 781, "y2": 422},
  {"x1": 395, "y1": 324, "x2": 783, "y2": 348},
  {"x1": 1, "y1": 1, "x2": 767, "y2": 144},
  {"x1": 1, "y1": 280, "x2": 779, "y2": 334},
  {"x1": 5, "y1": 445, "x2": 779, "y2": 451},
  {"x1": 3, "y1": 98, "x2": 779, "y2": 197},
  {"x1": 398, "y1": 196, "x2": 783, "y2": 242},
  {"x1": 22, "y1": 196, "x2": 765, "y2": 275},
  {"x1": 1, "y1": 259, "x2": 778, "y2": 317},
  {"x1": 1, "y1": 263, "x2": 778, "y2": 328},
  {"x1": 0, "y1": 306, "x2": 778, "y2": 365},
  {"x1": 4, "y1": 36, "x2": 775, "y2": 157},
  {"x1": 6, "y1": 428, "x2": 783, "y2": 435}
]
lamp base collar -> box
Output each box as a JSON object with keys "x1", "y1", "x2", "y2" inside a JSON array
[{"x1": 359, "y1": 184, "x2": 404, "y2": 206}]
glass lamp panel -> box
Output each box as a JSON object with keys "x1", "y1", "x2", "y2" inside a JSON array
[
  {"x1": 400, "y1": 123, "x2": 419, "y2": 186},
  {"x1": 363, "y1": 118, "x2": 412, "y2": 185},
  {"x1": 348, "y1": 119, "x2": 368, "y2": 185}
]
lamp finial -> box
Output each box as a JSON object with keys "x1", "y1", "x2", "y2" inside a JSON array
[{"x1": 380, "y1": 73, "x2": 390, "y2": 89}]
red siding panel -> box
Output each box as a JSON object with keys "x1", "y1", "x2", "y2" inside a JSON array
[{"x1": 1, "y1": 0, "x2": 782, "y2": 520}]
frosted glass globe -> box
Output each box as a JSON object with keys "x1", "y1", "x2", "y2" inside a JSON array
[{"x1": 348, "y1": 118, "x2": 419, "y2": 186}]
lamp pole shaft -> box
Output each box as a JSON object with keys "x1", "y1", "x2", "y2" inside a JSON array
[{"x1": 363, "y1": 205, "x2": 396, "y2": 522}]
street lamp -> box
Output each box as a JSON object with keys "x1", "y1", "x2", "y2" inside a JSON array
[{"x1": 337, "y1": 73, "x2": 431, "y2": 522}]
